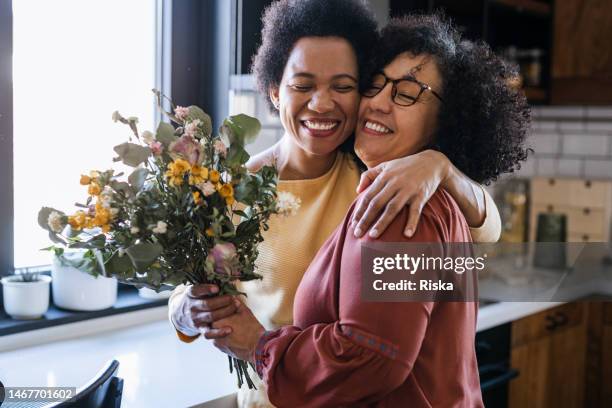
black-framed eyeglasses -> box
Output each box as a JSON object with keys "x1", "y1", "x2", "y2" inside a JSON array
[{"x1": 362, "y1": 72, "x2": 444, "y2": 106}]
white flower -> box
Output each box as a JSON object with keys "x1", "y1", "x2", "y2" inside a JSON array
[
  {"x1": 199, "y1": 181, "x2": 217, "y2": 197},
  {"x1": 214, "y1": 139, "x2": 227, "y2": 156},
  {"x1": 110, "y1": 208, "x2": 120, "y2": 216},
  {"x1": 118, "y1": 248, "x2": 126, "y2": 258},
  {"x1": 183, "y1": 119, "x2": 202, "y2": 138},
  {"x1": 112, "y1": 111, "x2": 121, "y2": 122},
  {"x1": 47, "y1": 211, "x2": 64, "y2": 233},
  {"x1": 141, "y1": 130, "x2": 155, "y2": 144},
  {"x1": 276, "y1": 191, "x2": 301, "y2": 217},
  {"x1": 151, "y1": 221, "x2": 168, "y2": 234},
  {"x1": 130, "y1": 226, "x2": 140, "y2": 234}
]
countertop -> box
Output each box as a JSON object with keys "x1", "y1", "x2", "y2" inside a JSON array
[{"x1": 0, "y1": 300, "x2": 573, "y2": 407}]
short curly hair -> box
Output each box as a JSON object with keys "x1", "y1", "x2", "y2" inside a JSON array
[
  {"x1": 376, "y1": 14, "x2": 531, "y2": 184},
  {"x1": 252, "y1": 0, "x2": 378, "y2": 112}
]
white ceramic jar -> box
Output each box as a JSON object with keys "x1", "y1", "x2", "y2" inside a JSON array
[
  {"x1": 1, "y1": 275, "x2": 52, "y2": 319},
  {"x1": 51, "y1": 254, "x2": 118, "y2": 311}
]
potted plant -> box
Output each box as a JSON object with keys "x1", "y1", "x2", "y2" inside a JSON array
[
  {"x1": 50, "y1": 248, "x2": 118, "y2": 311},
  {"x1": 1, "y1": 269, "x2": 51, "y2": 319}
]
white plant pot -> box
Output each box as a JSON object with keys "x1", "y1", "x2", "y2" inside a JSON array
[
  {"x1": 138, "y1": 287, "x2": 172, "y2": 300},
  {"x1": 51, "y1": 256, "x2": 118, "y2": 311},
  {"x1": 1, "y1": 275, "x2": 51, "y2": 319}
]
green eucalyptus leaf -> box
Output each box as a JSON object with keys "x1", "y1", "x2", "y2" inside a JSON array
[
  {"x1": 222, "y1": 114, "x2": 261, "y2": 146},
  {"x1": 225, "y1": 144, "x2": 250, "y2": 168},
  {"x1": 105, "y1": 251, "x2": 134, "y2": 275},
  {"x1": 128, "y1": 168, "x2": 149, "y2": 192},
  {"x1": 126, "y1": 242, "x2": 163, "y2": 270},
  {"x1": 113, "y1": 142, "x2": 151, "y2": 167},
  {"x1": 156, "y1": 122, "x2": 177, "y2": 146},
  {"x1": 187, "y1": 106, "x2": 213, "y2": 137}
]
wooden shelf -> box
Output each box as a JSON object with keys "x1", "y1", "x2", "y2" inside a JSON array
[{"x1": 492, "y1": 0, "x2": 552, "y2": 16}]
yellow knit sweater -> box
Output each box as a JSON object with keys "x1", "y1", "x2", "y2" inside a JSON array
[{"x1": 168, "y1": 152, "x2": 500, "y2": 407}]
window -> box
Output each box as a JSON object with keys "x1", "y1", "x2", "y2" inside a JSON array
[{"x1": 12, "y1": 0, "x2": 156, "y2": 268}]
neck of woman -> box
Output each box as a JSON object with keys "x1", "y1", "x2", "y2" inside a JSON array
[{"x1": 274, "y1": 135, "x2": 338, "y2": 180}]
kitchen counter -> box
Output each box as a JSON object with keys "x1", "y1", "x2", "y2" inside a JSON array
[{"x1": 0, "y1": 300, "x2": 573, "y2": 407}]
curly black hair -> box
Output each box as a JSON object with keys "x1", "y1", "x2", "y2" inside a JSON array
[
  {"x1": 252, "y1": 0, "x2": 378, "y2": 112},
  {"x1": 376, "y1": 14, "x2": 531, "y2": 184}
]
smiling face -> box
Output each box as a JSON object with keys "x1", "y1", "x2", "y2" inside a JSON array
[
  {"x1": 355, "y1": 53, "x2": 443, "y2": 168},
  {"x1": 270, "y1": 37, "x2": 360, "y2": 156}
]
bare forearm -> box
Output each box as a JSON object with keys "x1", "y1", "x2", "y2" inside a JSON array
[{"x1": 442, "y1": 164, "x2": 486, "y2": 228}]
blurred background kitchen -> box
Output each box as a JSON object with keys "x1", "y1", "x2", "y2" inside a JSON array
[{"x1": 0, "y1": 0, "x2": 611, "y2": 407}]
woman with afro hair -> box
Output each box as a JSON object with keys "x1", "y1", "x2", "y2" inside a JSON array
[{"x1": 169, "y1": 2, "x2": 522, "y2": 406}]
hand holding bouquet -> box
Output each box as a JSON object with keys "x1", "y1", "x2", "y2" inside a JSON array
[{"x1": 38, "y1": 90, "x2": 299, "y2": 388}]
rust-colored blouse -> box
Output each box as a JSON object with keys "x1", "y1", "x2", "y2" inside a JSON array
[{"x1": 254, "y1": 189, "x2": 484, "y2": 407}]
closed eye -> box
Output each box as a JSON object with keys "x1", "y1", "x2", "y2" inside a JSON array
[{"x1": 289, "y1": 84, "x2": 312, "y2": 92}]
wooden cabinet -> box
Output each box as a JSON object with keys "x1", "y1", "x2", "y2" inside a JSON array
[
  {"x1": 584, "y1": 302, "x2": 612, "y2": 407},
  {"x1": 509, "y1": 303, "x2": 588, "y2": 407},
  {"x1": 551, "y1": 0, "x2": 612, "y2": 104},
  {"x1": 529, "y1": 178, "x2": 612, "y2": 243}
]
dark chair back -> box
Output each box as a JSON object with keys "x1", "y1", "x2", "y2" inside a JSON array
[{"x1": 45, "y1": 359, "x2": 123, "y2": 408}]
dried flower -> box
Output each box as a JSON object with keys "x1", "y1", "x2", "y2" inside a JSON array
[
  {"x1": 169, "y1": 135, "x2": 204, "y2": 166},
  {"x1": 47, "y1": 211, "x2": 65, "y2": 233},
  {"x1": 199, "y1": 181, "x2": 216, "y2": 197},
  {"x1": 214, "y1": 139, "x2": 227, "y2": 156},
  {"x1": 151, "y1": 221, "x2": 167, "y2": 234},
  {"x1": 183, "y1": 119, "x2": 202, "y2": 138},
  {"x1": 207, "y1": 242, "x2": 240, "y2": 276},
  {"x1": 276, "y1": 191, "x2": 301, "y2": 216},
  {"x1": 175, "y1": 106, "x2": 190, "y2": 121},
  {"x1": 150, "y1": 141, "x2": 164, "y2": 156}
]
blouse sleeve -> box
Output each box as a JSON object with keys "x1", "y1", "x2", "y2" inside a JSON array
[
  {"x1": 254, "y1": 208, "x2": 447, "y2": 407},
  {"x1": 469, "y1": 186, "x2": 501, "y2": 243},
  {"x1": 168, "y1": 284, "x2": 200, "y2": 342}
]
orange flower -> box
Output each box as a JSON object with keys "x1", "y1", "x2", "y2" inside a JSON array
[
  {"x1": 217, "y1": 183, "x2": 234, "y2": 199},
  {"x1": 205, "y1": 228, "x2": 215, "y2": 237},
  {"x1": 88, "y1": 183, "x2": 101, "y2": 196},
  {"x1": 209, "y1": 170, "x2": 220, "y2": 183},
  {"x1": 80, "y1": 175, "x2": 91, "y2": 185}
]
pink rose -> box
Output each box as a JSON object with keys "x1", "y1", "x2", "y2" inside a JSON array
[
  {"x1": 175, "y1": 106, "x2": 190, "y2": 121},
  {"x1": 150, "y1": 141, "x2": 164, "y2": 156},
  {"x1": 207, "y1": 242, "x2": 240, "y2": 277},
  {"x1": 168, "y1": 135, "x2": 203, "y2": 166}
]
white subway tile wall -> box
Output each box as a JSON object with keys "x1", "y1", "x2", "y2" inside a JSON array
[{"x1": 521, "y1": 106, "x2": 612, "y2": 180}]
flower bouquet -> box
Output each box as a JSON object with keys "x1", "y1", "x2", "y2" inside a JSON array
[{"x1": 38, "y1": 90, "x2": 297, "y2": 388}]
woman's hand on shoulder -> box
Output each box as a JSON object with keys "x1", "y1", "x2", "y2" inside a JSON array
[{"x1": 351, "y1": 150, "x2": 451, "y2": 239}]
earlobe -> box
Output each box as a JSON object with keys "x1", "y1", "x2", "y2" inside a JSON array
[{"x1": 269, "y1": 87, "x2": 280, "y2": 110}]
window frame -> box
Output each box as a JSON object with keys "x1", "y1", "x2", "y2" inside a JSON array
[{"x1": 0, "y1": 0, "x2": 235, "y2": 277}]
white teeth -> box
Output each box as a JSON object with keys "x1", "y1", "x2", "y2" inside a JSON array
[
  {"x1": 365, "y1": 121, "x2": 391, "y2": 134},
  {"x1": 304, "y1": 120, "x2": 338, "y2": 131}
]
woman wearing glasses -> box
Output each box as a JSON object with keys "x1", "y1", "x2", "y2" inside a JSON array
[
  {"x1": 207, "y1": 13, "x2": 530, "y2": 407},
  {"x1": 170, "y1": 1, "x2": 505, "y2": 405}
]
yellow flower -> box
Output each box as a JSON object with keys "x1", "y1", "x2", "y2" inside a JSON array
[
  {"x1": 169, "y1": 159, "x2": 191, "y2": 175},
  {"x1": 165, "y1": 159, "x2": 191, "y2": 187},
  {"x1": 88, "y1": 183, "x2": 101, "y2": 196},
  {"x1": 189, "y1": 165, "x2": 209, "y2": 185},
  {"x1": 217, "y1": 183, "x2": 234, "y2": 199},
  {"x1": 225, "y1": 196, "x2": 235, "y2": 206},
  {"x1": 192, "y1": 191, "x2": 203, "y2": 205},
  {"x1": 209, "y1": 170, "x2": 220, "y2": 183},
  {"x1": 68, "y1": 211, "x2": 87, "y2": 230},
  {"x1": 80, "y1": 175, "x2": 91, "y2": 185},
  {"x1": 101, "y1": 224, "x2": 111, "y2": 233},
  {"x1": 205, "y1": 228, "x2": 215, "y2": 237}
]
